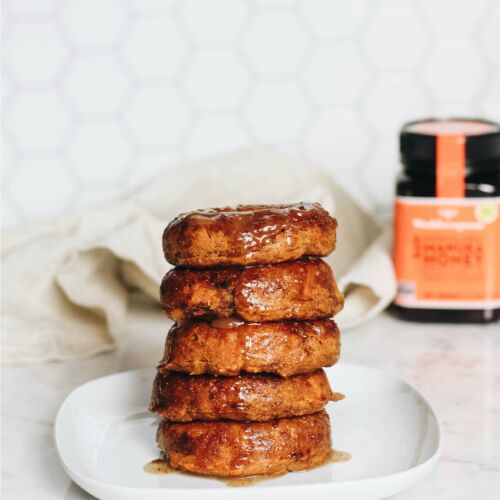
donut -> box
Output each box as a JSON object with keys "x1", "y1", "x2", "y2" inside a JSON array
[
  {"x1": 158, "y1": 319, "x2": 340, "y2": 377},
  {"x1": 149, "y1": 369, "x2": 342, "y2": 422},
  {"x1": 160, "y1": 258, "x2": 344, "y2": 323},
  {"x1": 156, "y1": 411, "x2": 332, "y2": 477},
  {"x1": 162, "y1": 203, "x2": 337, "y2": 267}
]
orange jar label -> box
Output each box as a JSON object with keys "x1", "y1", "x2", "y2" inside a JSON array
[
  {"x1": 436, "y1": 134, "x2": 465, "y2": 198},
  {"x1": 393, "y1": 196, "x2": 500, "y2": 309}
]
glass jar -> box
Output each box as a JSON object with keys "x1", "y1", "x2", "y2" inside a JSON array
[{"x1": 392, "y1": 118, "x2": 500, "y2": 322}]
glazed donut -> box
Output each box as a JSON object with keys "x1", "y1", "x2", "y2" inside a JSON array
[
  {"x1": 162, "y1": 203, "x2": 337, "y2": 267},
  {"x1": 157, "y1": 411, "x2": 332, "y2": 478},
  {"x1": 158, "y1": 319, "x2": 340, "y2": 377},
  {"x1": 160, "y1": 257, "x2": 344, "y2": 323},
  {"x1": 150, "y1": 369, "x2": 342, "y2": 422}
]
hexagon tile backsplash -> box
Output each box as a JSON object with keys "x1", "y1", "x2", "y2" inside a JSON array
[{"x1": 2, "y1": 0, "x2": 499, "y2": 227}]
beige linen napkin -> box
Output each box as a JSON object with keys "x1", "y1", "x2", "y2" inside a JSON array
[{"x1": 2, "y1": 148, "x2": 396, "y2": 364}]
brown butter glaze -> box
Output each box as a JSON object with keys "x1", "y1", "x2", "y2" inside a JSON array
[
  {"x1": 210, "y1": 317, "x2": 246, "y2": 329},
  {"x1": 143, "y1": 458, "x2": 174, "y2": 475},
  {"x1": 156, "y1": 411, "x2": 333, "y2": 478},
  {"x1": 150, "y1": 370, "x2": 342, "y2": 422},
  {"x1": 158, "y1": 319, "x2": 340, "y2": 376},
  {"x1": 163, "y1": 203, "x2": 337, "y2": 267},
  {"x1": 145, "y1": 448, "x2": 351, "y2": 485},
  {"x1": 160, "y1": 257, "x2": 344, "y2": 323}
]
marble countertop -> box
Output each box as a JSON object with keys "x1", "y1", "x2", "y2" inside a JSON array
[{"x1": 2, "y1": 300, "x2": 499, "y2": 499}]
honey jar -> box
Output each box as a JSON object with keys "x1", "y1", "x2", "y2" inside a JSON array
[{"x1": 393, "y1": 118, "x2": 500, "y2": 322}]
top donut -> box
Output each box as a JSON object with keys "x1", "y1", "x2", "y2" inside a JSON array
[{"x1": 163, "y1": 202, "x2": 337, "y2": 267}]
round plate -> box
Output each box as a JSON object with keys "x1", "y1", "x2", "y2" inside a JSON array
[{"x1": 54, "y1": 364, "x2": 441, "y2": 500}]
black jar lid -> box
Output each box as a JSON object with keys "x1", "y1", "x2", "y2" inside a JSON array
[{"x1": 400, "y1": 118, "x2": 500, "y2": 172}]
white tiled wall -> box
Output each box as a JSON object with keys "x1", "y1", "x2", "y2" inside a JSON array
[{"x1": 2, "y1": 0, "x2": 499, "y2": 227}]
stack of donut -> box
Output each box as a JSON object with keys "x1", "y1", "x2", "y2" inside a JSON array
[{"x1": 150, "y1": 203, "x2": 344, "y2": 478}]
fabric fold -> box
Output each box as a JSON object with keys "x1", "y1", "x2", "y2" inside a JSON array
[{"x1": 2, "y1": 148, "x2": 396, "y2": 364}]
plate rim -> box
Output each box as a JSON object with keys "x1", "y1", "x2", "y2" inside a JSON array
[{"x1": 54, "y1": 363, "x2": 442, "y2": 495}]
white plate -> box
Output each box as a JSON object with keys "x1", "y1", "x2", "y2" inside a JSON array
[{"x1": 55, "y1": 364, "x2": 441, "y2": 500}]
